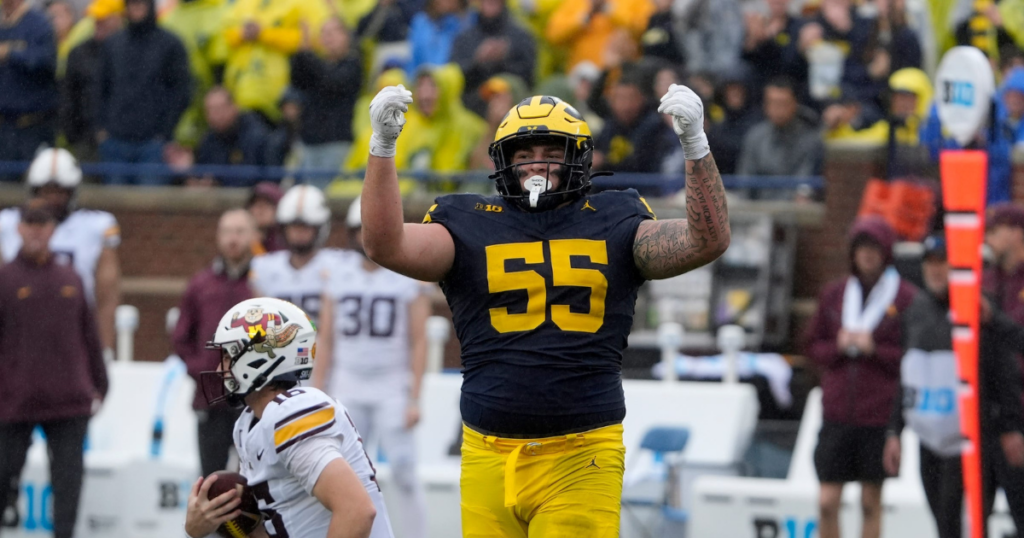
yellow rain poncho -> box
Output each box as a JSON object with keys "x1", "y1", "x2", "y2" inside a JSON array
[
  {"x1": 827, "y1": 68, "x2": 932, "y2": 146},
  {"x1": 221, "y1": 0, "x2": 326, "y2": 121}
]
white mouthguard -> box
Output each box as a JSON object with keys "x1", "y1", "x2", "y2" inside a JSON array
[{"x1": 526, "y1": 175, "x2": 551, "y2": 208}]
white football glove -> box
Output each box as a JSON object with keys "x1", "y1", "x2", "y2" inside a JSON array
[
  {"x1": 369, "y1": 84, "x2": 414, "y2": 158},
  {"x1": 658, "y1": 83, "x2": 710, "y2": 161}
]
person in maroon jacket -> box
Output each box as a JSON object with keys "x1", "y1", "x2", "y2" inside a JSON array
[
  {"x1": 984, "y1": 203, "x2": 1024, "y2": 323},
  {"x1": 245, "y1": 182, "x2": 286, "y2": 256},
  {"x1": 172, "y1": 208, "x2": 255, "y2": 477},
  {"x1": 804, "y1": 216, "x2": 917, "y2": 538},
  {"x1": 0, "y1": 198, "x2": 108, "y2": 538}
]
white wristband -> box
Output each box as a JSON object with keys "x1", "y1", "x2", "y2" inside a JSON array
[
  {"x1": 680, "y1": 131, "x2": 710, "y2": 161},
  {"x1": 369, "y1": 132, "x2": 397, "y2": 158}
]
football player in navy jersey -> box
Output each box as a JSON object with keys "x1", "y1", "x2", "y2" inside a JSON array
[{"x1": 359, "y1": 84, "x2": 730, "y2": 537}]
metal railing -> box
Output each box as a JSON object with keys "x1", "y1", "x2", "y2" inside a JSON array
[{"x1": 0, "y1": 161, "x2": 824, "y2": 197}]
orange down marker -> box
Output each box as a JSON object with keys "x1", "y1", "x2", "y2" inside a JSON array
[{"x1": 941, "y1": 150, "x2": 986, "y2": 538}]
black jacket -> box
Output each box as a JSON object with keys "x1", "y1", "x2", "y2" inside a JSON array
[
  {"x1": 641, "y1": 12, "x2": 684, "y2": 65},
  {"x1": 450, "y1": 10, "x2": 535, "y2": 114},
  {"x1": 594, "y1": 109, "x2": 676, "y2": 174},
  {"x1": 0, "y1": 6, "x2": 57, "y2": 115},
  {"x1": 890, "y1": 290, "x2": 1024, "y2": 438},
  {"x1": 194, "y1": 113, "x2": 269, "y2": 186},
  {"x1": 62, "y1": 38, "x2": 104, "y2": 146},
  {"x1": 97, "y1": 0, "x2": 191, "y2": 142},
  {"x1": 289, "y1": 51, "x2": 362, "y2": 145}
]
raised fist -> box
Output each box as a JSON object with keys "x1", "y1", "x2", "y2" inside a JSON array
[
  {"x1": 369, "y1": 85, "x2": 414, "y2": 158},
  {"x1": 658, "y1": 83, "x2": 709, "y2": 160}
]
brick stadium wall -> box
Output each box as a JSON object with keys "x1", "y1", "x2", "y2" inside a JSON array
[
  {"x1": 0, "y1": 188, "x2": 463, "y2": 366},
  {"x1": 1, "y1": 148, "x2": 1021, "y2": 362}
]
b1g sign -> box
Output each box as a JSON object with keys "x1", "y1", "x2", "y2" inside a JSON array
[
  {"x1": 935, "y1": 46, "x2": 996, "y2": 146},
  {"x1": 753, "y1": 516, "x2": 818, "y2": 538}
]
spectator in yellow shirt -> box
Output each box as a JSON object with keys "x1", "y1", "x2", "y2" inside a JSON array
[
  {"x1": 545, "y1": 0, "x2": 653, "y2": 71},
  {"x1": 342, "y1": 64, "x2": 484, "y2": 178},
  {"x1": 824, "y1": 67, "x2": 931, "y2": 146},
  {"x1": 221, "y1": 0, "x2": 315, "y2": 121}
]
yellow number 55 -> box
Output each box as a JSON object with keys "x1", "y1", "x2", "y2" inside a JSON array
[{"x1": 485, "y1": 240, "x2": 608, "y2": 334}]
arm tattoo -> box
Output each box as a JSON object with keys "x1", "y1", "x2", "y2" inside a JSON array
[{"x1": 633, "y1": 154, "x2": 731, "y2": 280}]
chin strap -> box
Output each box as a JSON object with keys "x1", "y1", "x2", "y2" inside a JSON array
[{"x1": 526, "y1": 175, "x2": 551, "y2": 209}]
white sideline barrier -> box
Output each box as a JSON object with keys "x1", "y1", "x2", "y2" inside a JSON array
[
  {"x1": 387, "y1": 375, "x2": 760, "y2": 538},
  {"x1": 690, "y1": 388, "x2": 1017, "y2": 538},
  {"x1": 4, "y1": 367, "x2": 761, "y2": 538},
  {"x1": 7, "y1": 361, "x2": 199, "y2": 538}
]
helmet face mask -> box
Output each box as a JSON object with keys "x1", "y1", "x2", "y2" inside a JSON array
[
  {"x1": 202, "y1": 298, "x2": 317, "y2": 408},
  {"x1": 488, "y1": 97, "x2": 594, "y2": 213}
]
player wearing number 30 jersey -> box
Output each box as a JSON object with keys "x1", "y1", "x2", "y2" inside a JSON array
[
  {"x1": 362, "y1": 85, "x2": 731, "y2": 537},
  {"x1": 184, "y1": 298, "x2": 394, "y2": 538},
  {"x1": 250, "y1": 185, "x2": 357, "y2": 325}
]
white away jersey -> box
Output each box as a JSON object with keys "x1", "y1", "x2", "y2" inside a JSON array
[
  {"x1": 250, "y1": 249, "x2": 357, "y2": 322},
  {"x1": 234, "y1": 387, "x2": 394, "y2": 538},
  {"x1": 0, "y1": 208, "x2": 120, "y2": 303},
  {"x1": 327, "y1": 259, "x2": 426, "y2": 379}
]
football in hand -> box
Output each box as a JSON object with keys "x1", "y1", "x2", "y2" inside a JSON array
[{"x1": 206, "y1": 471, "x2": 262, "y2": 538}]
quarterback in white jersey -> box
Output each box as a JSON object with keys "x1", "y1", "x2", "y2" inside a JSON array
[
  {"x1": 0, "y1": 148, "x2": 121, "y2": 351},
  {"x1": 250, "y1": 185, "x2": 355, "y2": 323},
  {"x1": 185, "y1": 298, "x2": 394, "y2": 538},
  {"x1": 315, "y1": 196, "x2": 430, "y2": 538}
]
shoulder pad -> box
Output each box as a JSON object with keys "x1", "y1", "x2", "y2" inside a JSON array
[
  {"x1": 422, "y1": 193, "x2": 501, "y2": 224},
  {"x1": 589, "y1": 189, "x2": 658, "y2": 221},
  {"x1": 265, "y1": 388, "x2": 338, "y2": 455}
]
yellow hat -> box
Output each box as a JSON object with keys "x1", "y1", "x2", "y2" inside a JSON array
[
  {"x1": 479, "y1": 77, "x2": 511, "y2": 101},
  {"x1": 87, "y1": 0, "x2": 124, "y2": 20}
]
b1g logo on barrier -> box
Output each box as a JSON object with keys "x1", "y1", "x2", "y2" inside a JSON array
[
  {"x1": 158, "y1": 480, "x2": 194, "y2": 510},
  {"x1": 941, "y1": 80, "x2": 975, "y2": 107},
  {"x1": 5, "y1": 482, "x2": 55, "y2": 533},
  {"x1": 934, "y1": 46, "x2": 995, "y2": 145},
  {"x1": 753, "y1": 516, "x2": 818, "y2": 538}
]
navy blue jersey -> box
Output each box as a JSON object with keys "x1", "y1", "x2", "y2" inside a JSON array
[{"x1": 424, "y1": 189, "x2": 656, "y2": 436}]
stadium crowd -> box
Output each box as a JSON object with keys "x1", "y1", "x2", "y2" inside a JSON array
[
  {"x1": 0, "y1": 0, "x2": 1022, "y2": 195},
  {"x1": 4, "y1": 0, "x2": 1024, "y2": 537}
]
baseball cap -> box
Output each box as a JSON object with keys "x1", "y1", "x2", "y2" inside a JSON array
[
  {"x1": 21, "y1": 198, "x2": 58, "y2": 224},
  {"x1": 987, "y1": 202, "x2": 1024, "y2": 230},
  {"x1": 247, "y1": 182, "x2": 284, "y2": 207},
  {"x1": 479, "y1": 77, "x2": 512, "y2": 101},
  {"x1": 86, "y1": 0, "x2": 124, "y2": 19},
  {"x1": 922, "y1": 233, "x2": 947, "y2": 260}
]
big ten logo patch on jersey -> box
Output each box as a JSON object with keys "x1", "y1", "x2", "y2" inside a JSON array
[
  {"x1": 474, "y1": 203, "x2": 503, "y2": 213},
  {"x1": 753, "y1": 516, "x2": 817, "y2": 538}
]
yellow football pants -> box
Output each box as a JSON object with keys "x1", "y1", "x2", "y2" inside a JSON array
[{"x1": 459, "y1": 423, "x2": 625, "y2": 538}]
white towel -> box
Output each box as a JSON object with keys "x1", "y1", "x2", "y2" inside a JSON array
[{"x1": 842, "y1": 267, "x2": 900, "y2": 333}]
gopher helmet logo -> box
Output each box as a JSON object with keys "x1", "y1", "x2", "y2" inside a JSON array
[{"x1": 229, "y1": 307, "x2": 301, "y2": 358}]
